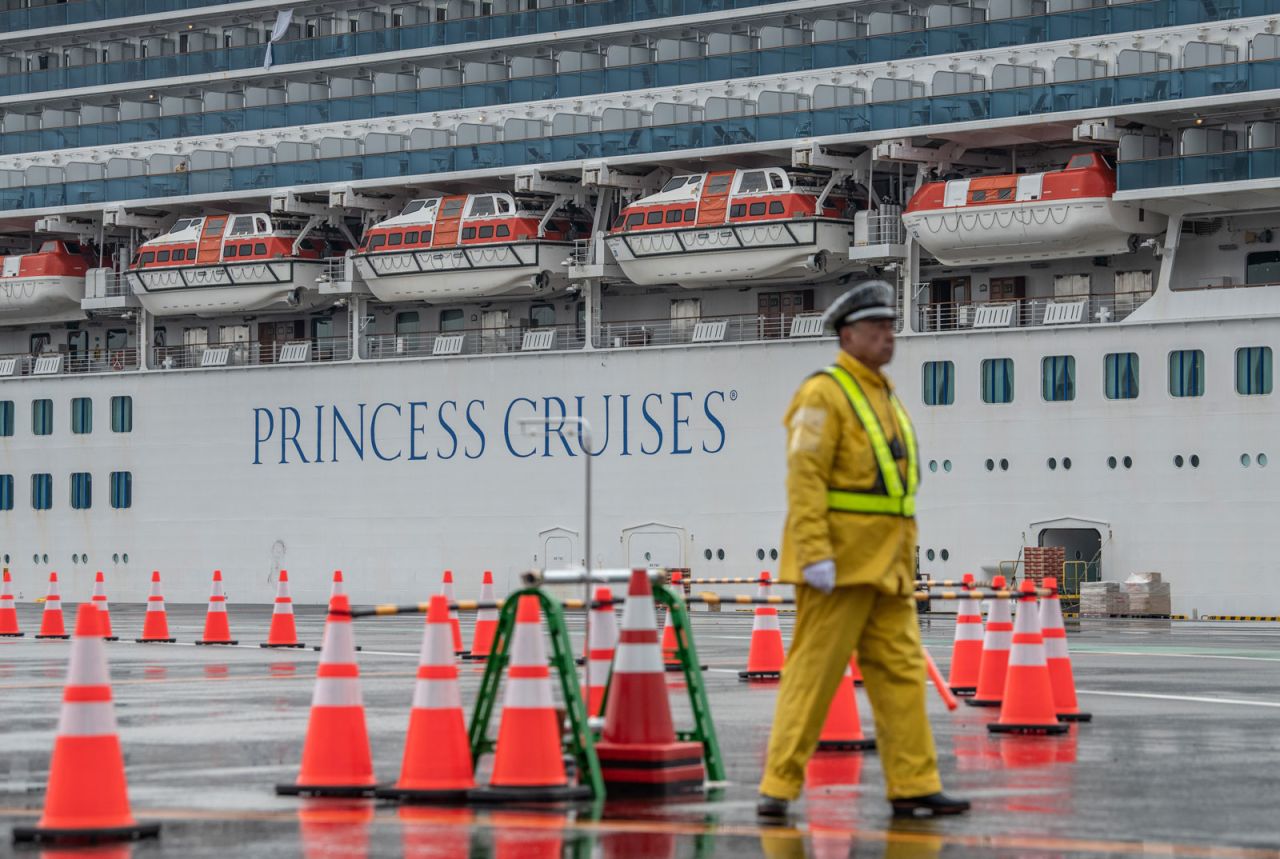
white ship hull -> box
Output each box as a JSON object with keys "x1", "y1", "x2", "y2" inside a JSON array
[
  {"x1": 127, "y1": 262, "x2": 328, "y2": 318},
  {"x1": 607, "y1": 220, "x2": 854, "y2": 286},
  {"x1": 0, "y1": 275, "x2": 85, "y2": 324},
  {"x1": 902, "y1": 199, "x2": 1165, "y2": 265},
  {"x1": 352, "y1": 242, "x2": 572, "y2": 303}
]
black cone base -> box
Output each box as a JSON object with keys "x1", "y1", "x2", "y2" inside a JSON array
[
  {"x1": 262, "y1": 642, "x2": 307, "y2": 649},
  {"x1": 312, "y1": 645, "x2": 361, "y2": 651},
  {"x1": 987, "y1": 722, "x2": 1070, "y2": 735},
  {"x1": 816, "y1": 738, "x2": 877, "y2": 752},
  {"x1": 1057, "y1": 712, "x2": 1092, "y2": 722},
  {"x1": 950, "y1": 687, "x2": 977, "y2": 697},
  {"x1": 375, "y1": 785, "x2": 471, "y2": 804},
  {"x1": 276, "y1": 782, "x2": 379, "y2": 798},
  {"x1": 964, "y1": 697, "x2": 1001, "y2": 708},
  {"x1": 195, "y1": 640, "x2": 239, "y2": 645},
  {"x1": 135, "y1": 638, "x2": 176, "y2": 644},
  {"x1": 0, "y1": 632, "x2": 24, "y2": 637},
  {"x1": 34, "y1": 634, "x2": 70, "y2": 640},
  {"x1": 13, "y1": 821, "x2": 160, "y2": 845},
  {"x1": 738, "y1": 670, "x2": 782, "y2": 681},
  {"x1": 467, "y1": 784, "x2": 593, "y2": 803}
]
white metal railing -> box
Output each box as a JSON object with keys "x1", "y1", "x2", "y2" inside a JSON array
[
  {"x1": 854, "y1": 212, "x2": 907, "y2": 246},
  {"x1": 361, "y1": 323, "x2": 587, "y2": 360},
  {"x1": 915, "y1": 292, "x2": 1153, "y2": 332},
  {"x1": 152, "y1": 337, "x2": 351, "y2": 369},
  {"x1": 84, "y1": 270, "x2": 131, "y2": 299},
  {"x1": 596, "y1": 313, "x2": 830, "y2": 348},
  {"x1": 0, "y1": 348, "x2": 140, "y2": 375}
]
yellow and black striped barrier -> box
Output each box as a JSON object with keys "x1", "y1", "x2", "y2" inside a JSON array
[{"x1": 1203, "y1": 615, "x2": 1280, "y2": 622}]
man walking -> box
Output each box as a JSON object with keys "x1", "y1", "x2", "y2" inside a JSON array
[{"x1": 757, "y1": 281, "x2": 969, "y2": 820}]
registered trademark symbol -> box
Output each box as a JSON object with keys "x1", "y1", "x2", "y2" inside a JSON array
[{"x1": 729, "y1": 390, "x2": 738, "y2": 401}]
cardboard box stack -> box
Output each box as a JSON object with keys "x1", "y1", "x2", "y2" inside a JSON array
[
  {"x1": 1022, "y1": 546, "x2": 1065, "y2": 586},
  {"x1": 1122, "y1": 572, "x2": 1172, "y2": 616},
  {"x1": 1080, "y1": 581, "x2": 1125, "y2": 617}
]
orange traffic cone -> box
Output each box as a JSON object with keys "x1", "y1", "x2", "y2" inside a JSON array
[
  {"x1": 135, "y1": 571, "x2": 175, "y2": 643},
  {"x1": 262, "y1": 570, "x2": 306, "y2": 649},
  {"x1": 1040, "y1": 576, "x2": 1091, "y2": 723},
  {"x1": 948, "y1": 573, "x2": 984, "y2": 696},
  {"x1": 739, "y1": 571, "x2": 784, "y2": 680},
  {"x1": 850, "y1": 651, "x2": 864, "y2": 685},
  {"x1": 0, "y1": 568, "x2": 22, "y2": 637},
  {"x1": 89, "y1": 572, "x2": 118, "y2": 641},
  {"x1": 817, "y1": 658, "x2": 876, "y2": 751},
  {"x1": 989, "y1": 580, "x2": 1068, "y2": 735},
  {"x1": 277, "y1": 593, "x2": 378, "y2": 797},
  {"x1": 379, "y1": 594, "x2": 474, "y2": 802},
  {"x1": 329, "y1": 570, "x2": 346, "y2": 599},
  {"x1": 595, "y1": 569, "x2": 705, "y2": 795},
  {"x1": 466, "y1": 571, "x2": 499, "y2": 661},
  {"x1": 966, "y1": 575, "x2": 1012, "y2": 708},
  {"x1": 660, "y1": 571, "x2": 682, "y2": 671},
  {"x1": 440, "y1": 570, "x2": 466, "y2": 657},
  {"x1": 35, "y1": 572, "x2": 69, "y2": 640},
  {"x1": 13, "y1": 604, "x2": 160, "y2": 845},
  {"x1": 196, "y1": 570, "x2": 237, "y2": 645},
  {"x1": 469, "y1": 595, "x2": 590, "y2": 802},
  {"x1": 583, "y1": 586, "x2": 617, "y2": 718}
]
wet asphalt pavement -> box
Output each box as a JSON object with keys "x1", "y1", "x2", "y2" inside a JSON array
[{"x1": 1, "y1": 602, "x2": 1279, "y2": 858}]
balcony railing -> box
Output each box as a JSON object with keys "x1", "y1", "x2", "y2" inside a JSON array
[
  {"x1": 152, "y1": 337, "x2": 352, "y2": 369},
  {"x1": 596, "y1": 313, "x2": 824, "y2": 347},
  {"x1": 916, "y1": 292, "x2": 1153, "y2": 332},
  {"x1": 0, "y1": 348, "x2": 139, "y2": 376},
  {"x1": 362, "y1": 323, "x2": 587, "y2": 360}
]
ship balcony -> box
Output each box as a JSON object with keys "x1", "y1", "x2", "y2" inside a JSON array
[
  {"x1": 914, "y1": 291, "x2": 1153, "y2": 333},
  {"x1": 152, "y1": 336, "x2": 353, "y2": 370},
  {"x1": 80, "y1": 268, "x2": 139, "y2": 313},
  {"x1": 0, "y1": 347, "x2": 139, "y2": 378},
  {"x1": 1117, "y1": 143, "x2": 1280, "y2": 205}
]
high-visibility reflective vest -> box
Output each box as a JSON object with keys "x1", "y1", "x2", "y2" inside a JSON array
[{"x1": 821, "y1": 365, "x2": 919, "y2": 517}]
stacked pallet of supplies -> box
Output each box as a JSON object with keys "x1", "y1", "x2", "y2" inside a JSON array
[
  {"x1": 1122, "y1": 572, "x2": 1171, "y2": 616},
  {"x1": 1080, "y1": 582, "x2": 1124, "y2": 617}
]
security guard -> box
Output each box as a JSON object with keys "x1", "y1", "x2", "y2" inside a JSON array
[{"x1": 757, "y1": 281, "x2": 969, "y2": 820}]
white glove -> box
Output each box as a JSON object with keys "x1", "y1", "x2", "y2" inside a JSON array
[{"x1": 802, "y1": 560, "x2": 837, "y2": 594}]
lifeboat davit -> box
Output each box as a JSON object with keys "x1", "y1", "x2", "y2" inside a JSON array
[
  {"x1": 901, "y1": 152, "x2": 1166, "y2": 265},
  {"x1": 606, "y1": 167, "x2": 854, "y2": 287},
  {"x1": 352, "y1": 194, "x2": 580, "y2": 303},
  {"x1": 125, "y1": 213, "x2": 338, "y2": 317},
  {"x1": 0, "y1": 240, "x2": 91, "y2": 324}
]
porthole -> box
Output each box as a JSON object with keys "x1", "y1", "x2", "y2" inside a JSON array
[
  {"x1": 1123, "y1": 456, "x2": 1133, "y2": 469},
  {"x1": 1000, "y1": 459, "x2": 1009, "y2": 471},
  {"x1": 1063, "y1": 457, "x2": 1072, "y2": 470},
  {"x1": 1047, "y1": 458, "x2": 1057, "y2": 470},
  {"x1": 703, "y1": 549, "x2": 713, "y2": 561},
  {"x1": 122, "y1": 553, "x2": 128, "y2": 564},
  {"x1": 1190, "y1": 454, "x2": 1200, "y2": 468},
  {"x1": 1242, "y1": 453, "x2": 1252, "y2": 468},
  {"x1": 72, "y1": 554, "x2": 79, "y2": 564},
  {"x1": 985, "y1": 459, "x2": 994, "y2": 472},
  {"x1": 941, "y1": 549, "x2": 950, "y2": 561},
  {"x1": 926, "y1": 549, "x2": 936, "y2": 561},
  {"x1": 943, "y1": 460, "x2": 952, "y2": 472},
  {"x1": 929, "y1": 460, "x2": 938, "y2": 473},
  {"x1": 42, "y1": 553, "x2": 48, "y2": 564},
  {"x1": 716, "y1": 548, "x2": 725, "y2": 561},
  {"x1": 770, "y1": 548, "x2": 778, "y2": 560},
  {"x1": 1174, "y1": 455, "x2": 1184, "y2": 468},
  {"x1": 644, "y1": 551, "x2": 652, "y2": 561},
  {"x1": 112, "y1": 553, "x2": 120, "y2": 563},
  {"x1": 1260, "y1": 453, "x2": 1269, "y2": 467},
  {"x1": 32, "y1": 554, "x2": 38, "y2": 564},
  {"x1": 81, "y1": 554, "x2": 88, "y2": 564},
  {"x1": 757, "y1": 548, "x2": 765, "y2": 561},
  {"x1": 1107, "y1": 456, "x2": 1117, "y2": 469},
  {"x1": 2, "y1": 554, "x2": 7, "y2": 564}
]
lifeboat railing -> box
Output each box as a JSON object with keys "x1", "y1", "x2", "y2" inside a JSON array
[
  {"x1": 361, "y1": 323, "x2": 588, "y2": 360},
  {"x1": 915, "y1": 291, "x2": 1154, "y2": 333},
  {"x1": 152, "y1": 336, "x2": 352, "y2": 370}
]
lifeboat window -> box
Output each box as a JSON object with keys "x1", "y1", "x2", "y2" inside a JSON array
[
  {"x1": 462, "y1": 227, "x2": 477, "y2": 240},
  {"x1": 369, "y1": 235, "x2": 386, "y2": 249},
  {"x1": 497, "y1": 198, "x2": 512, "y2": 214},
  {"x1": 225, "y1": 245, "x2": 238, "y2": 257},
  {"x1": 626, "y1": 213, "x2": 645, "y2": 228},
  {"x1": 612, "y1": 215, "x2": 627, "y2": 229},
  {"x1": 388, "y1": 233, "x2": 403, "y2": 246},
  {"x1": 441, "y1": 199, "x2": 465, "y2": 218},
  {"x1": 470, "y1": 196, "x2": 496, "y2": 217},
  {"x1": 478, "y1": 226, "x2": 494, "y2": 239},
  {"x1": 237, "y1": 243, "x2": 252, "y2": 256},
  {"x1": 684, "y1": 207, "x2": 696, "y2": 221},
  {"x1": 707, "y1": 174, "x2": 733, "y2": 195},
  {"x1": 749, "y1": 202, "x2": 767, "y2": 216},
  {"x1": 406, "y1": 231, "x2": 419, "y2": 244},
  {"x1": 420, "y1": 230, "x2": 432, "y2": 244},
  {"x1": 496, "y1": 225, "x2": 510, "y2": 237},
  {"x1": 1066, "y1": 154, "x2": 1095, "y2": 169},
  {"x1": 156, "y1": 250, "x2": 170, "y2": 262},
  {"x1": 730, "y1": 204, "x2": 746, "y2": 218},
  {"x1": 971, "y1": 190, "x2": 987, "y2": 202},
  {"x1": 254, "y1": 217, "x2": 269, "y2": 234},
  {"x1": 646, "y1": 211, "x2": 663, "y2": 225},
  {"x1": 736, "y1": 171, "x2": 768, "y2": 193},
  {"x1": 254, "y1": 243, "x2": 267, "y2": 255},
  {"x1": 229, "y1": 216, "x2": 254, "y2": 236},
  {"x1": 996, "y1": 188, "x2": 1014, "y2": 200},
  {"x1": 768, "y1": 201, "x2": 785, "y2": 214},
  {"x1": 769, "y1": 171, "x2": 786, "y2": 190},
  {"x1": 140, "y1": 252, "x2": 155, "y2": 264},
  {"x1": 38, "y1": 241, "x2": 58, "y2": 253},
  {"x1": 665, "y1": 209, "x2": 683, "y2": 224},
  {"x1": 402, "y1": 200, "x2": 427, "y2": 215},
  {"x1": 661, "y1": 176, "x2": 691, "y2": 193}
]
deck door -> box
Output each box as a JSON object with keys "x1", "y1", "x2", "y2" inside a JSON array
[{"x1": 197, "y1": 216, "x2": 227, "y2": 263}]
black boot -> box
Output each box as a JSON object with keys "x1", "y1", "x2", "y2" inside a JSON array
[
  {"x1": 756, "y1": 794, "x2": 790, "y2": 822},
  {"x1": 890, "y1": 792, "x2": 971, "y2": 818}
]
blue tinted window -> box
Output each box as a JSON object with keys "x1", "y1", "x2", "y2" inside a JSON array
[
  {"x1": 71, "y1": 397, "x2": 92, "y2": 434},
  {"x1": 1104, "y1": 353, "x2": 1139, "y2": 400},
  {"x1": 32, "y1": 399, "x2": 52, "y2": 435},
  {"x1": 1169, "y1": 350, "x2": 1205, "y2": 397},
  {"x1": 922, "y1": 361, "x2": 955, "y2": 406},
  {"x1": 70, "y1": 472, "x2": 91, "y2": 510},
  {"x1": 0, "y1": 474, "x2": 11, "y2": 511},
  {"x1": 111, "y1": 396, "x2": 133, "y2": 432},
  {"x1": 981, "y1": 358, "x2": 1014, "y2": 404},
  {"x1": 1236, "y1": 346, "x2": 1272, "y2": 395},
  {"x1": 0, "y1": 401, "x2": 11, "y2": 436},
  {"x1": 110, "y1": 471, "x2": 132, "y2": 509},
  {"x1": 31, "y1": 473, "x2": 52, "y2": 510},
  {"x1": 1041, "y1": 355, "x2": 1076, "y2": 402}
]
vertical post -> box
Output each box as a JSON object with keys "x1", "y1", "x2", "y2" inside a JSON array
[
  {"x1": 138, "y1": 307, "x2": 152, "y2": 371},
  {"x1": 349, "y1": 292, "x2": 364, "y2": 362},
  {"x1": 582, "y1": 278, "x2": 600, "y2": 351}
]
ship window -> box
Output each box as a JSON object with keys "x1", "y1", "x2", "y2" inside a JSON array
[
  {"x1": 1104, "y1": 353, "x2": 1140, "y2": 400},
  {"x1": 395, "y1": 311, "x2": 420, "y2": 336},
  {"x1": 421, "y1": 230, "x2": 432, "y2": 244},
  {"x1": 646, "y1": 211, "x2": 663, "y2": 225},
  {"x1": 626, "y1": 213, "x2": 645, "y2": 228},
  {"x1": 254, "y1": 243, "x2": 267, "y2": 255},
  {"x1": 229, "y1": 216, "x2": 254, "y2": 236},
  {"x1": 730, "y1": 205, "x2": 746, "y2": 218},
  {"x1": 770, "y1": 172, "x2": 786, "y2": 190},
  {"x1": 981, "y1": 358, "x2": 1014, "y2": 404},
  {"x1": 530, "y1": 304, "x2": 556, "y2": 328},
  {"x1": 496, "y1": 225, "x2": 510, "y2": 237},
  {"x1": 157, "y1": 250, "x2": 171, "y2": 262},
  {"x1": 707, "y1": 174, "x2": 733, "y2": 195},
  {"x1": 0, "y1": 475, "x2": 10, "y2": 511},
  {"x1": 997, "y1": 188, "x2": 1014, "y2": 200},
  {"x1": 402, "y1": 200, "x2": 427, "y2": 215},
  {"x1": 1067, "y1": 154, "x2": 1095, "y2": 169},
  {"x1": 441, "y1": 199, "x2": 465, "y2": 218},
  {"x1": 110, "y1": 471, "x2": 132, "y2": 509},
  {"x1": 185, "y1": 248, "x2": 196, "y2": 260},
  {"x1": 440, "y1": 309, "x2": 464, "y2": 332},
  {"x1": 226, "y1": 245, "x2": 239, "y2": 257},
  {"x1": 0, "y1": 401, "x2": 12, "y2": 437},
  {"x1": 769, "y1": 201, "x2": 785, "y2": 214},
  {"x1": 737, "y1": 171, "x2": 768, "y2": 193},
  {"x1": 469, "y1": 196, "x2": 496, "y2": 217},
  {"x1": 388, "y1": 233, "x2": 403, "y2": 246},
  {"x1": 111, "y1": 396, "x2": 132, "y2": 433},
  {"x1": 140, "y1": 252, "x2": 155, "y2": 264},
  {"x1": 71, "y1": 398, "x2": 92, "y2": 434},
  {"x1": 107, "y1": 330, "x2": 127, "y2": 352},
  {"x1": 1245, "y1": 251, "x2": 1280, "y2": 284},
  {"x1": 369, "y1": 235, "x2": 386, "y2": 249},
  {"x1": 666, "y1": 209, "x2": 683, "y2": 223},
  {"x1": 922, "y1": 361, "x2": 955, "y2": 406},
  {"x1": 237, "y1": 244, "x2": 251, "y2": 256},
  {"x1": 405, "y1": 231, "x2": 419, "y2": 244},
  {"x1": 461, "y1": 227, "x2": 477, "y2": 240},
  {"x1": 1041, "y1": 355, "x2": 1076, "y2": 402},
  {"x1": 1169, "y1": 349, "x2": 1205, "y2": 397},
  {"x1": 661, "y1": 177, "x2": 691, "y2": 192},
  {"x1": 684, "y1": 208, "x2": 697, "y2": 221},
  {"x1": 1236, "y1": 347, "x2": 1273, "y2": 395},
  {"x1": 32, "y1": 399, "x2": 53, "y2": 436},
  {"x1": 479, "y1": 226, "x2": 495, "y2": 239},
  {"x1": 749, "y1": 203, "x2": 767, "y2": 216},
  {"x1": 971, "y1": 190, "x2": 987, "y2": 202},
  {"x1": 70, "y1": 473, "x2": 91, "y2": 510},
  {"x1": 31, "y1": 474, "x2": 52, "y2": 511}
]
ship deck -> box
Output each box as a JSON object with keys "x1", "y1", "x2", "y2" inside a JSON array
[{"x1": 1, "y1": 606, "x2": 1278, "y2": 858}]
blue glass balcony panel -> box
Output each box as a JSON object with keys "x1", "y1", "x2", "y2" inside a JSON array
[
  {"x1": 1118, "y1": 146, "x2": 1280, "y2": 189},
  {"x1": 0, "y1": 0, "x2": 237, "y2": 33}
]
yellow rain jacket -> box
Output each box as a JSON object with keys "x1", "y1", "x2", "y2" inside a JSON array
[{"x1": 777, "y1": 351, "x2": 918, "y2": 595}]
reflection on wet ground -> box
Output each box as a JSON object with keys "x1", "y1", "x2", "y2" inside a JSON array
[{"x1": 3, "y1": 604, "x2": 1280, "y2": 857}]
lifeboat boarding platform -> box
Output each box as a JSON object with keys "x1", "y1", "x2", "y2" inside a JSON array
[{"x1": 0, "y1": 602, "x2": 1276, "y2": 858}]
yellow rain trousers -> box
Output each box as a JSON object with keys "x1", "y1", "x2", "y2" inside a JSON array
[{"x1": 758, "y1": 582, "x2": 942, "y2": 801}]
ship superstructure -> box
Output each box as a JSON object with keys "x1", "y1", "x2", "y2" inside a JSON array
[{"x1": 1, "y1": 0, "x2": 1280, "y2": 613}]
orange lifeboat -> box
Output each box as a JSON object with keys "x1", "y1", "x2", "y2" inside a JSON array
[
  {"x1": 606, "y1": 167, "x2": 854, "y2": 287},
  {"x1": 0, "y1": 240, "x2": 90, "y2": 324},
  {"x1": 353, "y1": 194, "x2": 582, "y2": 303},
  {"x1": 901, "y1": 152, "x2": 1166, "y2": 265},
  {"x1": 125, "y1": 213, "x2": 341, "y2": 317}
]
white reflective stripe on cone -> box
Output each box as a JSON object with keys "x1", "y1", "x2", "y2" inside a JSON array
[
  {"x1": 586, "y1": 657, "x2": 612, "y2": 684},
  {"x1": 273, "y1": 601, "x2": 295, "y2": 615},
  {"x1": 508, "y1": 626, "x2": 547, "y2": 668},
  {"x1": 620, "y1": 595, "x2": 656, "y2": 631},
  {"x1": 613, "y1": 641, "x2": 663, "y2": 674},
  {"x1": 1008, "y1": 643, "x2": 1047, "y2": 667},
  {"x1": 755, "y1": 614, "x2": 781, "y2": 631},
  {"x1": 955, "y1": 623, "x2": 984, "y2": 642},
  {"x1": 313, "y1": 677, "x2": 363, "y2": 707},
  {"x1": 983, "y1": 630, "x2": 1013, "y2": 649},
  {"x1": 320, "y1": 622, "x2": 357, "y2": 663},
  {"x1": 207, "y1": 601, "x2": 227, "y2": 613},
  {"x1": 476, "y1": 609, "x2": 498, "y2": 622},
  {"x1": 504, "y1": 677, "x2": 555, "y2": 709},
  {"x1": 412, "y1": 679, "x2": 462, "y2": 710},
  {"x1": 420, "y1": 624, "x2": 454, "y2": 664},
  {"x1": 149, "y1": 583, "x2": 161, "y2": 598},
  {"x1": 66, "y1": 639, "x2": 110, "y2": 686},
  {"x1": 146, "y1": 600, "x2": 166, "y2": 611},
  {"x1": 211, "y1": 582, "x2": 224, "y2": 597},
  {"x1": 58, "y1": 701, "x2": 118, "y2": 736},
  {"x1": 987, "y1": 603, "x2": 1012, "y2": 623},
  {"x1": 1043, "y1": 636, "x2": 1069, "y2": 659},
  {"x1": 44, "y1": 599, "x2": 61, "y2": 610}
]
